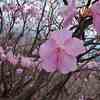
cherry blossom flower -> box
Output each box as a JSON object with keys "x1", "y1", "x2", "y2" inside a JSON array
[
  {"x1": 20, "y1": 56, "x2": 34, "y2": 68},
  {"x1": 23, "y1": 3, "x2": 34, "y2": 15},
  {"x1": 0, "y1": 46, "x2": 35, "y2": 68},
  {"x1": 1, "y1": 53, "x2": 6, "y2": 61},
  {"x1": 22, "y1": 3, "x2": 41, "y2": 17},
  {"x1": 0, "y1": 46, "x2": 4, "y2": 54},
  {"x1": 39, "y1": 29, "x2": 85, "y2": 74},
  {"x1": 58, "y1": 0, "x2": 76, "y2": 27},
  {"x1": 6, "y1": 51, "x2": 18, "y2": 65},
  {"x1": 0, "y1": 47, "x2": 6, "y2": 61},
  {"x1": 91, "y1": 0, "x2": 100, "y2": 33}
]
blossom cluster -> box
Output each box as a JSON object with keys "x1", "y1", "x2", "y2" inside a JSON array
[
  {"x1": 2, "y1": 1, "x2": 41, "y2": 17},
  {"x1": 0, "y1": 46, "x2": 35, "y2": 68},
  {"x1": 90, "y1": 0, "x2": 100, "y2": 33},
  {"x1": 0, "y1": 0, "x2": 100, "y2": 74},
  {"x1": 39, "y1": 0, "x2": 100, "y2": 74},
  {"x1": 39, "y1": 0, "x2": 85, "y2": 74},
  {"x1": 1, "y1": 1, "x2": 43, "y2": 33}
]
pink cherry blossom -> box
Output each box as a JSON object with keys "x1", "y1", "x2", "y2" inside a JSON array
[
  {"x1": 23, "y1": 4, "x2": 33, "y2": 14},
  {"x1": 3, "y1": 4, "x2": 17, "y2": 12},
  {"x1": 1, "y1": 53, "x2": 6, "y2": 61},
  {"x1": 22, "y1": 3, "x2": 41, "y2": 17},
  {"x1": 6, "y1": 51, "x2": 18, "y2": 65},
  {"x1": 20, "y1": 56, "x2": 34, "y2": 68},
  {"x1": 0, "y1": 46, "x2": 35, "y2": 68},
  {"x1": 39, "y1": 29, "x2": 85, "y2": 74},
  {"x1": 0, "y1": 47, "x2": 6, "y2": 61},
  {"x1": 0, "y1": 45, "x2": 37, "y2": 69},
  {"x1": 0, "y1": 46, "x2": 4, "y2": 54},
  {"x1": 58, "y1": 0, "x2": 76, "y2": 27},
  {"x1": 91, "y1": 0, "x2": 100, "y2": 33}
]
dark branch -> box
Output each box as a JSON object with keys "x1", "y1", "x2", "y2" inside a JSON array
[{"x1": 63, "y1": 0, "x2": 68, "y2": 5}]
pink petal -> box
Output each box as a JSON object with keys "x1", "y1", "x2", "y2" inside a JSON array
[
  {"x1": 40, "y1": 52, "x2": 57, "y2": 72},
  {"x1": 64, "y1": 0, "x2": 76, "y2": 27},
  {"x1": 39, "y1": 39, "x2": 57, "y2": 59},
  {"x1": 63, "y1": 9, "x2": 76, "y2": 27},
  {"x1": 58, "y1": 0, "x2": 76, "y2": 28},
  {"x1": 59, "y1": 0, "x2": 75, "y2": 16},
  {"x1": 1, "y1": 54, "x2": 6, "y2": 61},
  {"x1": 67, "y1": 0, "x2": 75, "y2": 7},
  {"x1": 64, "y1": 37, "x2": 85, "y2": 57},
  {"x1": 93, "y1": 12, "x2": 100, "y2": 33},
  {"x1": 91, "y1": 1, "x2": 100, "y2": 33},
  {"x1": 39, "y1": 39, "x2": 58, "y2": 72},
  {"x1": 21, "y1": 57, "x2": 33, "y2": 68},
  {"x1": 57, "y1": 51, "x2": 77, "y2": 74},
  {"x1": 91, "y1": 1, "x2": 100, "y2": 13},
  {"x1": 0, "y1": 46, "x2": 4, "y2": 54},
  {"x1": 50, "y1": 29, "x2": 72, "y2": 46},
  {"x1": 6, "y1": 51, "x2": 18, "y2": 65}
]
